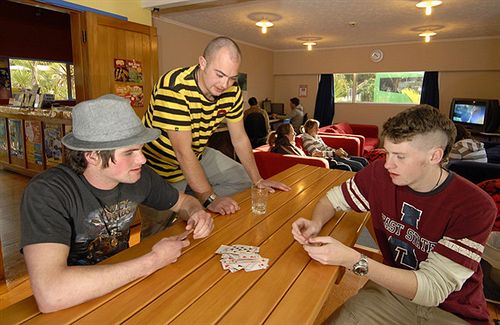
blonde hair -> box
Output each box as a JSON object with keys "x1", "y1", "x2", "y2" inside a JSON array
[{"x1": 302, "y1": 119, "x2": 320, "y2": 135}]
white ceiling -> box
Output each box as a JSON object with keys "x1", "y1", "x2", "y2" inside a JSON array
[{"x1": 143, "y1": 0, "x2": 500, "y2": 51}]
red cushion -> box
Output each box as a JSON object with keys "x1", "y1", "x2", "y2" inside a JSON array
[
  {"x1": 477, "y1": 179, "x2": 500, "y2": 231},
  {"x1": 334, "y1": 122, "x2": 353, "y2": 134},
  {"x1": 333, "y1": 127, "x2": 346, "y2": 134}
]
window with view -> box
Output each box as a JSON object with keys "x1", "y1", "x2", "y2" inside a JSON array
[
  {"x1": 334, "y1": 72, "x2": 424, "y2": 104},
  {"x1": 9, "y1": 58, "x2": 75, "y2": 100}
]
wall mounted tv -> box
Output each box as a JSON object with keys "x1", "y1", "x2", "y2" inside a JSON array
[{"x1": 450, "y1": 98, "x2": 500, "y2": 133}]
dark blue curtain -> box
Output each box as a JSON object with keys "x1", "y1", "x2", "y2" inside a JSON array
[
  {"x1": 314, "y1": 74, "x2": 334, "y2": 126},
  {"x1": 420, "y1": 71, "x2": 439, "y2": 109}
]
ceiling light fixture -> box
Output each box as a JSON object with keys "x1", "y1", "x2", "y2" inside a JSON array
[
  {"x1": 256, "y1": 20, "x2": 273, "y2": 34},
  {"x1": 416, "y1": 1, "x2": 443, "y2": 15},
  {"x1": 303, "y1": 41, "x2": 316, "y2": 51},
  {"x1": 419, "y1": 30, "x2": 437, "y2": 42},
  {"x1": 297, "y1": 37, "x2": 322, "y2": 51}
]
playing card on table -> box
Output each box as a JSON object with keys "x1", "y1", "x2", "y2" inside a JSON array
[{"x1": 215, "y1": 244, "x2": 268, "y2": 273}]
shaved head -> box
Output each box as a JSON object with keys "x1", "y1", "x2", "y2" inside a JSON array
[{"x1": 203, "y1": 36, "x2": 241, "y2": 64}]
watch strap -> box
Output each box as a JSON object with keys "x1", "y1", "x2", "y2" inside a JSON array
[{"x1": 203, "y1": 193, "x2": 217, "y2": 208}]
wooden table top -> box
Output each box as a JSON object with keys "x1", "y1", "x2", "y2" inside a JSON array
[{"x1": 4, "y1": 164, "x2": 371, "y2": 325}]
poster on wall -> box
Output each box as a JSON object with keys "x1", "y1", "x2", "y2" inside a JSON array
[
  {"x1": 114, "y1": 58, "x2": 144, "y2": 107},
  {"x1": 298, "y1": 84, "x2": 308, "y2": 97},
  {"x1": 127, "y1": 59, "x2": 143, "y2": 83},
  {"x1": 114, "y1": 59, "x2": 129, "y2": 82},
  {"x1": 237, "y1": 73, "x2": 247, "y2": 91},
  {"x1": 114, "y1": 84, "x2": 144, "y2": 107},
  {"x1": 114, "y1": 59, "x2": 143, "y2": 83}
]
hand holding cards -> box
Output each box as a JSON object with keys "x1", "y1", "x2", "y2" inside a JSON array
[{"x1": 216, "y1": 244, "x2": 269, "y2": 272}]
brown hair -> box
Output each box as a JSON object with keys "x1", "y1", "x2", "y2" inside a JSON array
[
  {"x1": 302, "y1": 119, "x2": 320, "y2": 135},
  {"x1": 273, "y1": 123, "x2": 294, "y2": 148},
  {"x1": 381, "y1": 104, "x2": 457, "y2": 157},
  {"x1": 64, "y1": 149, "x2": 116, "y2": 174}
]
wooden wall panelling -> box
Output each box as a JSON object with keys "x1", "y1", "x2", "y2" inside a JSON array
[{"x1": 83, "y1": 12, "x2": 158, "y2": 118}]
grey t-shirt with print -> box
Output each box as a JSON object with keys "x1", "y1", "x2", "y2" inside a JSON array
[{"x1": 21, "y1": 164, "x2": 179, "y2": 265}]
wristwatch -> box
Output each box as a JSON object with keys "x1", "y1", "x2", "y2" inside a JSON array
[
  {"x1": 203, "y1": 193, "x2": 217, "y2": 208},
  {"x1": 352, "y1": 254, "x2": 369, "y2": 276}
]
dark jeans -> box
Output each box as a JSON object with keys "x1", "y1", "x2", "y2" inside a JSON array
[{"x1": 329, "y1": 156, "x2": 368, "y2": 172}]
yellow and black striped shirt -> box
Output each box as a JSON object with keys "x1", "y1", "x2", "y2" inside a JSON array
[{"x1": 142, "y1": 65, "x2": 243, "y2": 182}]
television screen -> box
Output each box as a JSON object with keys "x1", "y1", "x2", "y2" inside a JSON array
[{"x1": 451, "y1": 103, "x2": 486, "y2": 126}]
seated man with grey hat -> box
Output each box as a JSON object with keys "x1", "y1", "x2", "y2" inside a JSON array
[{"x1": 20, "y1": 94, "x2": 214, "y2": 313}]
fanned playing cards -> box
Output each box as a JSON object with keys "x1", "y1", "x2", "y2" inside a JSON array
[{"x1": 216, "y1": 244, "x2": 269, "y2": 272}]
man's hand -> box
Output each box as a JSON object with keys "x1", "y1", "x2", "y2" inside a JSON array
[
  {"x1": 291, "y1": 217, "x2": 322, "y2": 244},
  {"x1": 186, "y1": 209, "x2": 214, "y2": 239},
  {"x1": 303, "y1": 236, "x2": 356, "y2": 267},
  {"x1": 207, "y1": 196, "x2": 240, "y2": 215},
  {"x1": 149, "y1": 236, "x2": 190, "y2": 271},
  {"x1": 257, "y1": 179, "x2": 291, "y2": 193}
]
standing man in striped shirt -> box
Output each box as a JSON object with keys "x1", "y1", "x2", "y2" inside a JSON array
[
  {"x1": 292, "y1": 105, "x2": 496, "y2": 324},
  {"x1": 142, "y1": 36, "x2": 290, "y2": 237}
]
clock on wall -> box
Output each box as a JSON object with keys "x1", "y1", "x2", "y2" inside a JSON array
[{"x1": 370, "y1": 49, "x2": 384, "y2": 63}]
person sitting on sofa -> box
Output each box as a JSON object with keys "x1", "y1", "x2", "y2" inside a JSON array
[
  {"x1": 301, "y1": 119, "x2": 368, "y2": 172},
  {"x1": 448, "y1": 123, "x2": 487, "y2": 163},
  {"x1": 268, "y1": 123, "x2": 351, "y2": 171}
]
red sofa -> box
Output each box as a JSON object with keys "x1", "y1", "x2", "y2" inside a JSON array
[
  {"x1": 319, "y1": 122, "x2": 380, "y2": 155},
  {"x1": 252, "y1": 134, "x2": 361, "y2": 178}
]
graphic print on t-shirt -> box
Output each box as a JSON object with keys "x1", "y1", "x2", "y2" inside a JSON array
[
  {"x1": 387, "y1": 202, "x2": 424, "y2": 270},
  {"x1": 401, "y1": 202, "x2": 422, "y2": 228},
  {"x1": 69, "y1": 200, "x2": 136, "y2": 265}
]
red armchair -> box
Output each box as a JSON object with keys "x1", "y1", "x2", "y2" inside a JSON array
[
  {"x1": 295, "y1": 134, "x2": 362, "y2": 157},
  {"x1": 253, "y1": 150, "x2": 328, "y2": 179},
  {"x1": 319, "y1": 122, "x2": 380, "y2": 155}
]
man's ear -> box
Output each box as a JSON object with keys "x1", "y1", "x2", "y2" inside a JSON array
[
  {"x1": 430, "y1": 147, "x2": 444, "y2": 165},
  {"x1": 198, "y1": 55, "x2": 207, "y2": 71},
  {"x1": 85, "y1": 151, "x2": 101, "y2": 166}
]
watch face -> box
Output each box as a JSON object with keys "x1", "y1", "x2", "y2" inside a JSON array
[
  {"x1": 353, "y1": 255, "x2": 369, "y2": 276},
  {"x1": 353, "y1": 264, "x2": 368, "y2": 276}
]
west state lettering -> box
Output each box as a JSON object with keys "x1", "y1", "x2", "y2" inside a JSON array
[{"x1": 382, "y1": 214, "x2": 405, "y2": 235}]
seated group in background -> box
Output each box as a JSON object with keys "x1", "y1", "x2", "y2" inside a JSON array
[
  {"x1": 301, "y1": 119, "x2": 368, "y2": 171},
  {"x1": 448, "y1": 123, "x2": 487, "y2": 162},
  {"x1": 243, "y1": 97, "x2": 271, "y2": 148},
  {"x1": 268, "y1": 123, "x2": 354, "y2": 171}
]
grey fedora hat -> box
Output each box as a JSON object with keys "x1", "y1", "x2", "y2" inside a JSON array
[{"x1": 62, "y1": 94, "x2": 160, "y2": 151}]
